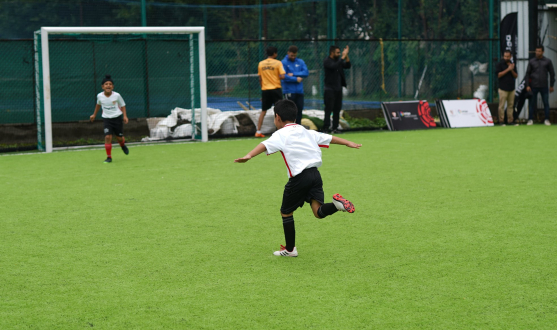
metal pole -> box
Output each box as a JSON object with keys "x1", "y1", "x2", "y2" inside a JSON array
[
  {"x1": 198, "y1": 28, "x2": 208, "y2": 142},
  {"x1": 33, "y1": 31, "x2": 43, "y2": 150},
  {"x1": 144, "y1": 40, "x2": 150, "y2": 117},
  {"x1": 332, "y1": 0, "x2": 336, "y2": 40},
  {"x1": 259, "y1": 0, "x2": 263, "y2": 59},
  {"x1": 529, "y1": 0, "x2": 538, "y2": 59},
  {"x1": 327, "y1": 0, "x2": 331, "y2": 49},
  {"x1": 327, "y1": 0, "x2": 330, "y2": 39},
  {"x1": 398, "y1": 0, "x2": 402, "y2": 98},
  {"x1": 203, "y1": 5, "x2": 208, "y2": 38},
  {"x1": 40, "y1": 28, "x2": 53, "y2": 153},
  {"x1": 141, "y1": 0, "x2": 147, "y2": 26},
  {"x1": 496, "y1": 0, "x2": 500, "y2": 62},
  {"x1": 488, "y1": 0, "x2": 494, "y2": 102}
]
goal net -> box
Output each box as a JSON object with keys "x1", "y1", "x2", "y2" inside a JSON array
[{"x1": 34, "y1": 27, "x2": 207, "y2": 152}]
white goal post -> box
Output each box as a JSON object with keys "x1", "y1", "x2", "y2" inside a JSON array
[{"x1": 38, "y1": 26, "x2": 208, "y2": 152}]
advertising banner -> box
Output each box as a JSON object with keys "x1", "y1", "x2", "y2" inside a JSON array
[
  {"x1": 436, "y1": 99, "x2": 494, "y2": 128},
  {"x1": 500, "y1": 12, "x2": 528, "y2": 120},
  {"x1": 382, "y1": 101, "x2": 436, "y2": 131},
  {"x1": 500, "y1": 12, "x2": 517, "y2": 63}
]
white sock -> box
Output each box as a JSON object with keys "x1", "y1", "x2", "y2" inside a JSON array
[{"x1": 256, "y1": 130, "x2": 261, "y2": 134}]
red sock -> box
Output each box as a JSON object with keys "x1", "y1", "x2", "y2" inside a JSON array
[
  {"x1": 118, "y1": 137, "x2": 125, "y2": 147},
  {"x1": 105, "y1": 143, "x2": 112, "y2": 157}
]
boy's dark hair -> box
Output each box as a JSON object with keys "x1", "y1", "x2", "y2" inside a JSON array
[
  {"x1": 101, "y1": 75, "x2": 113, "y2": 85},
  {"x1": 274, "y1": 100, "x2": 298, "y2": 122},
  {"x1": 288, "y1": 45, "x2": 298, "y2": 53},
  {"x1": 329, "y1": 45, "x2": 340, "y2": 54},
  {"x1": 536, "y1": 45, "x2": 545, "y2": 51},
  {"x1": 266, "y1": 46, "x2": 278, "y2": 56},
  {"x1": 503, "y1": 50, "x2": 512, "y2": 55}
]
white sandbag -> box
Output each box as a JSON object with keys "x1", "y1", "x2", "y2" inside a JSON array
[
  {"x1": 301, "y1": 118, "x2": 318, "y2": 130},
  {"x1": 150, "y1": 127, "x2": 170, "y2": 139},
  {"x1": 146, "y1": 117, "x2": 166, "y2": 130},
  {"x1": 174, "y1": 107, "x2": 222, "y2": 123},
  {"x1": 207, "y1": 111, "x2": 241, "y2": 135},
  {"x1": 473, "y1": 85, "x2": 488, "y2": 99},
  {"x1": 171, "y1": 124, "x2": 193, "y2": 138},
  {"x1": 157, "y1": 115, "x2": 177, "y2": 128},
  {"x1": 246, "y1": 108, "x2": 276, "y2": 134},
  {"x1": 220, "y1": 117, "x2": 238, "y2": 135},
  {"x1": 339, "y1": 118, "x2": 350, "y2": 130}
]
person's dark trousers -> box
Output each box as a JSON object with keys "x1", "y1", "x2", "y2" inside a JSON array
[
  {"x1": 284, "y1": 93, "x2": 304, "y2": 124},
  {"x1": 324, "y1": 89, "x2": 342, "y2": 131},
  {"x1": 529, "y1": 87, "x2": 550, "y2": 121}
]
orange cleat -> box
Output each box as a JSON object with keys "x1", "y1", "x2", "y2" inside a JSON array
[
  {"x1": 332, "y1": 194, "x2": 355, "y2": 213},
  {"x1": 255, "y1": 132, "x2": 266, "y2": 138}
]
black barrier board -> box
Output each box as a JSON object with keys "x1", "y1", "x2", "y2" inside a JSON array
[
  {"x1": 436, "y1": 100, "x2": 449, "y2": 128},
  {"x1": 381, "y1": 101, "x2": 437, "y2": 131}
]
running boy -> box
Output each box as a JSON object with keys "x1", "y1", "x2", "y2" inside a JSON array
[
  {"x1": 89, "y1": 75, "x2": 129, "y2": 163},
  {"x1": 234, "y1": 100, "x2": 361, "y2": 257}
]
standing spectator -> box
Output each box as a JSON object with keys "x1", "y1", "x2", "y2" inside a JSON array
[
  {"x1": 281, "y1": 45, "x2": 309, "y2": 125},
  {"x1": 496, "y1": 50, "x2": 518, "y2": 126},
  {"x1": 323, "y1": 45, "x2": 351, "y2": 133},
  {"x1": 525, "y1": 45, "x2": 555, "y2": 126},
  {"x1": 255, "y1": 46, "x2": 285, "y2": 137}
]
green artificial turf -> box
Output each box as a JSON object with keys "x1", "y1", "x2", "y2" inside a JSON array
[{"x1": 1, "y1": 126, "x2": 556, "y2": 329}]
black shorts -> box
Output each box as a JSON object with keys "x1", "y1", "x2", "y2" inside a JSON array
[
  {"x1": 280, "y1": 167, "x2": 325, "y2": 214},
  {"x1": 103, "y1": 115, "x2": 124, "y2": 137},
  {"x1": 261, "y1": 88, "x2": 283, "y2": 111}
]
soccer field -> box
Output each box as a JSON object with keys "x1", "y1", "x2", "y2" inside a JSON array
[{"x1": 1, "y1": 126, "x2": 556, "y2": 329}]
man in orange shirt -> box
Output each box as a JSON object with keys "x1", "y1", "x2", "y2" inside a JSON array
[{"x1": 256, "y1": 46, "x2": 286, "y2": 137}]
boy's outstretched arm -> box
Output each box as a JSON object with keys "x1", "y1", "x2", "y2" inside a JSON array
[
  {"x1": 330, "y1": 136, "x2": 362, "y2": 149},
  {"x1": 234, "y1": 143, "x2": 268, "y2": 163}
]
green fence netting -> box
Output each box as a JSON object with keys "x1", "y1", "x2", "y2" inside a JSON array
[{"x1": 0, "y1": 0, "x2": 498, "y2": 152}]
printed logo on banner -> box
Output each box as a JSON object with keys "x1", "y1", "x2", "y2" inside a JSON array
[
  {"x1": 476, "y1": 99, "x2": 493, "y2": 124},
  {"x1": 417, "y1": 101, "x2": 436, "y2": 127},
  {"x1": 452, "y1": 109, "x2": 473, "y2": 116},
  {"x1": 398, "y1": 112, "x2": 415, "y2": 118},
  {"x1": 392, "y1": 112, "x2": 397, "y2": 118}
]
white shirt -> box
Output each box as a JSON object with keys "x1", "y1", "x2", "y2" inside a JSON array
[
  {"x1": 97, "y1": 91, "x2": 126, "y2": 118},
  {"x1": 261, "y1": 123, "x2": 332, "y2": 178}
]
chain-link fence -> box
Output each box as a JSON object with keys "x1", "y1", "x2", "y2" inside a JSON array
[
  {"x1": 0, "y1": 0, "x2": 498, "y2": 152},
  {"x1": 1, "y1": 38, "x2": 492, "y2": 151},
  {"x1": 205, "y1": 39, "x2": 492, "y2": 110}
]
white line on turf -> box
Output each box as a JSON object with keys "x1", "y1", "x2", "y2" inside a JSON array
[
  {"x1": 1, "y1": 131, "x2": 365, "y2": 158},
  {"x1": 0, "y1": 137, "x2": 261, "y2": 157}
]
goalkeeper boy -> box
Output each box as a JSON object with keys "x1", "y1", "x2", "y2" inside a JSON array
[
  {"x1": 234, "y1": 100, "x2": 361, "y2": 257},
  {"x1": 90, "y1": 75, "x2": 129, "y2": 163}
]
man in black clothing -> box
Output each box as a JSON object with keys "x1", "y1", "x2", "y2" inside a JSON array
[
  {"x1": 525, "y1": 45, "x2": 555, "y2": 125},
  {"x1": 323, "y1": 45, "x2": 351, "y2": 133},
  {"x1": 496, "y1": 50, "x2": 518, "y2": 126}
]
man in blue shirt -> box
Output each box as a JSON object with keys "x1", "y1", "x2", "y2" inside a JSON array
[{"x1": 281, "y1": 45, "x2": 309, "y2": 124}]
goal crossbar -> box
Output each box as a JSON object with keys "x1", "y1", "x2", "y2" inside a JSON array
[{"x1": 38, "y1": 26, "x2": 208, "y2": 152}]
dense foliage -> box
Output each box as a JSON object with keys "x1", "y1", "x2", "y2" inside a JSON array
[{"x1": 0, "y1": 0, "x2": 495, "y2": 40}]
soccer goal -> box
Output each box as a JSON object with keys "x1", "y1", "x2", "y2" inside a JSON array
[{"x1": 34, "y1": 27, "x2": 208, "y2": 153}]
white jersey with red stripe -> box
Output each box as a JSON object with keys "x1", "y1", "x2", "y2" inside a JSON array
[
  {"x1": 97, "y1": 91, "x2": 125, "y2": 119},
  {"x1": 261, "y1": 123, "x2": 332, "y2": 178}
]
